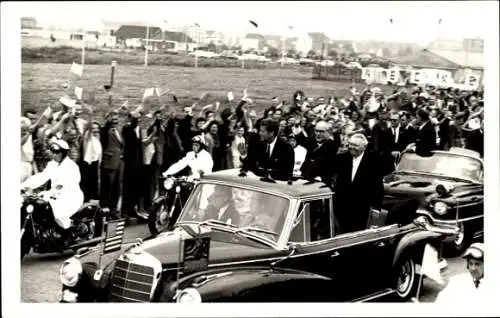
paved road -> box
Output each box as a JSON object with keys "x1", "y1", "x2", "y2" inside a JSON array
[{"x1": 21, "y1": 223, "x2": 466, "y2": 303}]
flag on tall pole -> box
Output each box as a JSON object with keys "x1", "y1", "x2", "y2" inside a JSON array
[
  {"x1": 81, "y1": 29, "x2": 86, "y2": 66},
  {"x1": 70, "y1": 62, "x2": 83, "y2": 77},
  {"x1": 145, "y1": 24, "x2": 150, "y2": 67}
]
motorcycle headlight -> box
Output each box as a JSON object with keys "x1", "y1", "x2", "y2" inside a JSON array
[
  {"x1": 26, "y1": 204, "x2": 34, "y2": 214},
  {"x1": 176, "y1": 288, "x2": 202, "y2": 303},
  {"x1": 59, "y1": 258, "x2": 82, "y2": 287},
  {"x1": 433, "y1": 202, "x2": 449, "y2": 215},
  {"x1": 164, "y1": 178, "x2": 174, "y2": 190}
]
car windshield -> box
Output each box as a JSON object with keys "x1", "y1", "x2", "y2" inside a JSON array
[
  {"x1": 178, "y1": 183, "x2": 290, "y2": 242},
  {"x1": 396, "y1": 152, "x2": 483, "y2": 183}
]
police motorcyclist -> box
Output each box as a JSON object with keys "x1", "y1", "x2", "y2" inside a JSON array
[
  {"x1": 21, "y1": 136, "x2": 84, "y2": 231},
  {"x1": 435, "y1": 242, "x2": 488, "y2": 303},
  {"x1": 162, "y1": 135, "x2": 213, "y2": 180}
]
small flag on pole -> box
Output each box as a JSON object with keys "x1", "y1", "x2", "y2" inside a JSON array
[
  {"x1": 102, "y1": 219, "x2": 125, "y2": 254},
  {"x1": 420, "y1": 244, "x2": 445, "y2": 285},
  {"x1": 70, "y1": 62, "x2": 83, "y2": 77},
  {"x1": 227, "y1": 91, "x2": 234, "y2": 101},
  {"x1": 143, "y1": 87, "x2": 155, "y2": 100},
  {"x1": 74, "y1": 86, "x2": 83, "y2": 100}
]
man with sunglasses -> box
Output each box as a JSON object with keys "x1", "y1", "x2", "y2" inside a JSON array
[
  {"x1": 21, "y1": 137, "x2": 84, "y2": 232},
  {"x1": 300, "y1": 120, "x2": 340, "y2": 184}
]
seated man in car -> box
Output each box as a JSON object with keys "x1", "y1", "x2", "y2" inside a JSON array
[{"x1": 201, "y1": 186, "x2": 240, "y2": 225}]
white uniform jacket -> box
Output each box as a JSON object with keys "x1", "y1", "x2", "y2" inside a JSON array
[
  {"x1": 163, "y1": 149, "x2": 213, "y2": 179},
  {"x1": 435, "y1": 273, "x2": 492, "y2": 304},
  {"x1": 21, "y1": 156, "x2": 84, "y2": 229}
]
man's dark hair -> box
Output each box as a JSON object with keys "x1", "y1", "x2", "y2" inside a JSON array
[
  {"x1": 195, "y1": 117, "x2": 206, "y2": 126},
  {"x1": 204, "y1": 110, "x2": 214, "y2": 118},
  {"x1": 259, "y1": 118, "x2": 279, "y2": 136},
  {"x1": 417, "y1": 108, "x2": 429, "y2": 121}
]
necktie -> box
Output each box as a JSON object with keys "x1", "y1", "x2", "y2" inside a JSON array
[
  {"x1": 474, "y1": 279, "x2": 480, "y2": 288},
  {"x1": 393, "y1": 128, "x2": 397, "y2": 143},
  {"x1": 266, "y1": 143, "x2": 271, "y2": 158}
]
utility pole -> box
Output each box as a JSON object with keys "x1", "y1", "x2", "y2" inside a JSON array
[
  {"x1": 81, "y1": 29, "x2": 86, "y2": 66},
  {"x1": 144, "y1": 24, "x2": 149, "y2": 67}
]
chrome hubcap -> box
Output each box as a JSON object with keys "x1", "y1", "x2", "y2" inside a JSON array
[{"x1": 397, "y1": 261, "x2": 411, "y2": 293}]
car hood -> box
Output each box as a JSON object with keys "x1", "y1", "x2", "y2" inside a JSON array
[
  {"x1": 130, "y1": 228, "x2": 282, "y2": 267},
  {"x1": 383, "y1": 173, "x2": 470, "y2": 198}
]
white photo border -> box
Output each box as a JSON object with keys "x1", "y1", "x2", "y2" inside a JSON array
[{"x1": 2, "y1": 1, "x2": 499, "y2": 317}]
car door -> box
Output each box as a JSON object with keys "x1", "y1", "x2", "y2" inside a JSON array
[{"x1": 285, "y1": 197, "x2": 361, "y2": 301}]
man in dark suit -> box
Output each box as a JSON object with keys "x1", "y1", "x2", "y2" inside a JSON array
[
  {"x1": 380, "y1": 112, "x2": 408, "y2": 174},
  {"x1": 399, "y1": 111, "x2": 417, "y2": 148},
  {"x1": 362, "y1": 111, "x2": 385, "y2": 158},
  {"x1": 332, "y1": 133, "x2": 384, "y2": 234},
  {"x1": 415, "y1": 109, "x2": 437, "y2": 157},
  {"x1": 121, "y1": 111, "x2": 144, "y2": 222},
  {"x1": 100, "y1": 109, "x2": 124, "y2": 217},
  {"x1": 240, "y1": 118, "x2": 294, "y2": 181},
  {"x1": 300, "y1": 120, "x2": 340, "y2": 184}
]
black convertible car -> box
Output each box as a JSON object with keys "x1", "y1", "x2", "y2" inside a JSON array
[
  {"x1": 384, "y1": 147, "x2": 483, "y2": 255},
  {"x1": 59, "y1": 169, "x2": 457, "y2": 303}
]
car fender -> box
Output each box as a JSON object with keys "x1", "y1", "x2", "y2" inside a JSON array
[
  {"x1": 392, "y1": 230, "x2": 442, "y2": 267},
  {"x1": 159, "y1": 266, "x2": 333, "y2": 302}
]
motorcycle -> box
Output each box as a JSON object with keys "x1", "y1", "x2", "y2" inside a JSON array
[
  {"x1": 20, "y1": 190, "x2": 113, "y2": 260},
  {"x1": 148, "y1": 176, "x2": 197, "y2": 235}
]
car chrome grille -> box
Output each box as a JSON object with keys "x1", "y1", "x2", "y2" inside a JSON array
[{"x1": 109, "y1": 259, "x2": 155, "y2": 302}]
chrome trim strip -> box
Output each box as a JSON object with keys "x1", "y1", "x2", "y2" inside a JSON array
[
  {"x1": 417, "y1": 209, "x2": 483, "y2": 224},
  {"x1": 110, "y1": 293, "x2": 146, "y2": 302},
  {"x1": 199, "y1": 180, "x2": 296, "y2": 200},
  {"x1": 207, "y1": 227, "x2": 416, "y2": 268},
  {"x1": 111, "y1": 285, "x2": 151, "y2": 295},
  {"x1": 353, "y1": 288, "x2": 396, "y2": 302},
  {"x1": 112, "y1": 276, "x2": 153, "y2": 286}
]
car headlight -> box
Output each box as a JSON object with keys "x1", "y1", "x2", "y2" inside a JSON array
[
  {"x1": 59, "y1": 258, "x2": 82, "y2": 287},
  {"x1": 26, "y1": 204, "x2": 34, "y2": 213},
  {"x1": 433, "y1": 202, "x2": 449, "y2": 215},
  {"x1": 164, "y1": 178, "x2": 174, "y2": 190},
  {"x1": 176, "y1": 288, "x2": 202, "y2": 303}
]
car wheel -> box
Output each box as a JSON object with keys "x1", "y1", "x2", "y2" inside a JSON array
[
  {"x1": 395, "y1": 257, "x2": 418, "y2": 301},
  {"x1": 444, "y1": 222, "x2": 471, "y2": 257}
]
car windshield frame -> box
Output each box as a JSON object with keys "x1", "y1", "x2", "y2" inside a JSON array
[
  {"x1": 395, "y1": 151, "x2": 483, "y2": 184},
  {"x1": 176, "y1": 181, "x2": 293, "y2": 248}
]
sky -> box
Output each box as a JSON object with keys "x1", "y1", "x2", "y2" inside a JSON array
[{"x1": 11, "y1": 1, "x2": 493, "y2": 45}]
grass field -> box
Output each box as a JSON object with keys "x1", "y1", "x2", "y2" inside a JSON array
[{"x1": 21, "y1": 63, "x2": 387, "y2": 122}]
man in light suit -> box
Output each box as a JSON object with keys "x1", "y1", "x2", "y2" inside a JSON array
[{"x1": 332, "y1": 133, "x2": 384, "y2": 234}]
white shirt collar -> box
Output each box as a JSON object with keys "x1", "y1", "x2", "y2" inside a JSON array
[
  {"x1": 269, "y1": 136, "x2": 278, "y2": 155},
  {"x1": 419, "y1": 121, "x2": 429, "y2": 130}
]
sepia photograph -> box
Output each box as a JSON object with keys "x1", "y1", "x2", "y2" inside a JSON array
[{"x1": 2, "y1": 1, "x2": 499, "y2": 317}]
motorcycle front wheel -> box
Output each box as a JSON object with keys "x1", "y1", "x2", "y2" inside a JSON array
[
  {"x1": 148, "y1": 197, "x2": 176, "y2": 236},
  {"x1": 21, "y1": 227, "x2": 32, "y2": 260}
]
